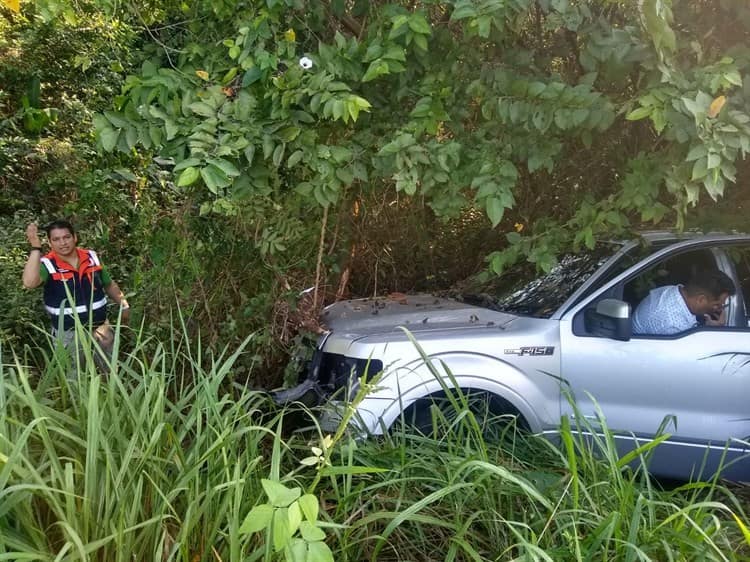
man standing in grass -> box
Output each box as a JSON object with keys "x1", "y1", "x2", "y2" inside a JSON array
[{"x1": 22, "y1": 219, "x2": 130, "y2": 370}]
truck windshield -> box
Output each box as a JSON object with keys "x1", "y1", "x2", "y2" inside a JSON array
[{"x1": 458, "y1": 244, "x2": 629, "y2": 318}]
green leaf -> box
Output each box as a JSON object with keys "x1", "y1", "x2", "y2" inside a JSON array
[
  {"x1": 477, "y1": 16, "x2": 492, "y2": 38},
  {"x1": 626, "y1": 107, "x2": 652, "y2": 121},
  {"x1": 165, "y1": 119, "x2": 179, "y2": 141},
  {"x1": 221, "y1": 66, "x2": 239, "y2": 85},
  {"x1": 112, "y1": 168, "x2": 137, "y2": 181},
  {"x1": 148, "y1": 126, "x2": 163, "y2": 147},
  {"x1": 263, "y1": 136, "x2": 275, "y2": 159},
  {"x1": 298, "y1": 494, "x2": 319, "y2": 523},
  {"x1": 352, "y1": 96, "x2": 371, "y2": 110},
  {"x1": 92, "y1": 114, "x2": 109, "y2": 131},
  {"x1": 207, "y1": 158, "x2": 241, "y2": 177},
  {"x1": 314, "y1": 185, "x2": 329, "y2": 207},
  {"x1": 681, "y1": 96, "x2": 704, "y2": 119},
  {"x1": 706, "y1": 152, "x2": 721, "y2": 170},
  {"x1": 352, "y1": 161, "x2": 368, "y2": 181},
  {"x1": 242, "y1": 66, "x2": 262, "y2": 87},
  {"x1": 332, "y1": 100, "x2": 346, "y2": 121},
  {"x1": 262, "y1": 479, "x2": 301, "y2": 508},
  {"x1": 272, "y1": 144, "x2": 285, "y2": 167},
  {"x1": 299, "y1": 521, "x2": 326, "y2": 542},
  {"x1": 174, "y1": 157, "x2": 202, "y2": 172},
  {"x1": 347, "y1": 100, "x2": 360, "y2": 122},
  {"x1": 486, "y1": 197, "x2": 505, "y2": 227},
  {"x1": 685, "y1": 144, "x2": 706, "y2": 162},
  {"x1": 244, "y1": 144, "x2": 256, "y2": 165},
  {"x1": 451, "y1": 4, "x2": 476, "y2": 20},
  {"x1": 498, "y1": 160, "x2": 518, "y2": 179},
  {"x1": 691, "y1": 157, "x2": 708, "y2": 181},
  {"x1": 389, "y1": 15, "x2": 409, "y2": 40},
  {"x1": 724, "y1": 70, "x2": 742, "y2": 87},
  {"x1": 408, "y1": 14, "x2": 431, "y2": 35},
  {"x1": 703, "y1": 173, "x2": 725, "y2": 200},
  {"x1": 292, "y1": 110, "x2": 315, "y2": 123},
  {"x1": 336, "y1": 167, "x2": 354, "y2": 184},
  {"x1": 528, "y1": 82, "x2": 546, "y2": 98},
  {"x1": 306, "y1": 540, "x2": 334, "y2": 562},
  {"x1": 125, "y1": 126, "x2": 138, "y2": 149},
  {"x1": 100, "y1": 127, "x2": 120, "y2": 151},
  {"x1": 584, "y1": 227, "x2": 595, "y2": 250},
  {"x1": 279, "y1": 126, "x2": 301, "y2": 142},
  {"x1": 147, "y1": 106, "x2": 168, "y2": 121},
  {"x1": 571, "y1": 108, "x2": 589, "y2": 127},
  {"x1": 296, "y1": 182, "x2": 313, "y2": 196},
  {"x1": 272, "y1": 508, "x2": 292, "y2": 552},
  {"x1": 287, "y1": 502, "x2": 302, "y2": 536},
  {"x1": 329, "y1": 145, "x2": 352, "y2": 164},
  {"x1": 288, "y1": 539, "x2": 307, "y2": 562},
  {"x1": 239, "y1": 504, "x2": 274, "y2": 534},
  {"x1": 200, "y1": 165, "x2": 230, "y2": 194},
  {"x1": 189, "y1": 102, "x2": 216, "y2": 117},
  {"x1": 104, "y1": 110, "x2": 129, "y2": 128},
  {"x1": 177, "y1": 166, "x2": 200, "y2": 187},
  {"x1": 362, "y1": 60, "x2": 389, "y2": 82},
  {"x1": 287, "y1": 150, "x2": 304, "y2": 168}
]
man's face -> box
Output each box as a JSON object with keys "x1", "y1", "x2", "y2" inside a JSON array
[
  {"x1": 48, "y1": 227, "x2": 77, "y2": 257},
  {"x1": 696, "y1": 292, "x2": 730, "y2": 317}
]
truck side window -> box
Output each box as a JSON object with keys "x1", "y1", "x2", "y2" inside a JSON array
[{"x1": 621, "y1": 248, "x2": 718, "y2": 311}]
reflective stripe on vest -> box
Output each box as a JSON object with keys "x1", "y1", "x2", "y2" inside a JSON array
[
  {"x1": 45, "y1": 297, "x2": 107, "y2": 316},
  {"x1": 40, "y1": 257, "x2": 56, "y2": 275}
]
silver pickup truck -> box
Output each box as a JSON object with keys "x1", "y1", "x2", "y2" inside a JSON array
[{"x1": 278, "y1": 232, "x2": 750, "y2": 481}]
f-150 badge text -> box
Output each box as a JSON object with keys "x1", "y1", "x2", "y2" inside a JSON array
[{"x1": 504, "y1": 346, "x2": 555, "y2": 356}]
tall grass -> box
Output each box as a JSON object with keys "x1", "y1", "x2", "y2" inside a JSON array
[
  {"x1": 0, "y1": 324, "x2": 278, "y2": 561},
  {"x1": 1, "y1": 323, "x2": 749, "y2": 561}
]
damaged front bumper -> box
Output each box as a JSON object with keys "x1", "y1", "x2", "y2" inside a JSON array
[{"x1": 272, "y1": 336, "x2": 383, "y2": 432}]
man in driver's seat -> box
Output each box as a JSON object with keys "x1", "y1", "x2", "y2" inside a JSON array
[{"x1": 632, "y1": 269, "x2": 736, "y2": 335}]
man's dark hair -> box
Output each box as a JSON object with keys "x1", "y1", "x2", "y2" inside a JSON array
[
  {"x1": 44, "y1": 219, "x2": 75, "y2": 237},
  {"x1": 685, "y1": 269, "x2": 736, "y2": 298}
]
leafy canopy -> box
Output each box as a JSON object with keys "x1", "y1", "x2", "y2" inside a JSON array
[{"x1": 14, "y1": 0, "x2": 750, "y2": 273}]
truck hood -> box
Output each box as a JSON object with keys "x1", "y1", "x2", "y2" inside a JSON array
[{"x1": 320, "y1": 294, "x2": 518, "y2": 335}]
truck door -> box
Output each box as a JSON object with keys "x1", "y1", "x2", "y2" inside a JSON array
[{"x1": 559, "y1": 244, "x2": 750, "y2": 480}]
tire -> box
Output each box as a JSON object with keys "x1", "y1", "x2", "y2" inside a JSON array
[{"x1": 395, "y1": 389, "x2": 528, "y2": 440}]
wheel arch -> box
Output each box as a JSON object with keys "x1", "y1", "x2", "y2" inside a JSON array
[{"x1": 354, "y1": 351, "x2": 557, "y2": 435}]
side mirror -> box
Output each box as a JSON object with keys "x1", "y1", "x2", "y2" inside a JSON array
[{"x1": 584, "y1": 298, "x2": 632, "y2": 341}]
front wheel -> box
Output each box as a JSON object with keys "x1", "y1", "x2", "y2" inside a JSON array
[{"x1": 395, "y1": 389, "x2": 529, "y2": 441}]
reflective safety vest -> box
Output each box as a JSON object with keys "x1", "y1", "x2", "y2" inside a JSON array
[{"x1": 40, "y1": 249, "x2": 108, "y2": 330}]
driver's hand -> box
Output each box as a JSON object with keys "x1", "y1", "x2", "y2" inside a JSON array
[{"x1": 704, "y1": 308, "x2": 727, "y2": 327}]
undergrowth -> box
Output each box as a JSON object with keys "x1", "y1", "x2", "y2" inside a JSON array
[{"x1": 1, "y1": 322, "x2": 748, "y2": 561}]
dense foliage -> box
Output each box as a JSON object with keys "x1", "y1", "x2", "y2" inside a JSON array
[
  {"x1": 90, "y1": 0, "x2": 750, "y2": 272},
  {"x1": 2, "y1": 0, "x2": 750, "y2": 371}
]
